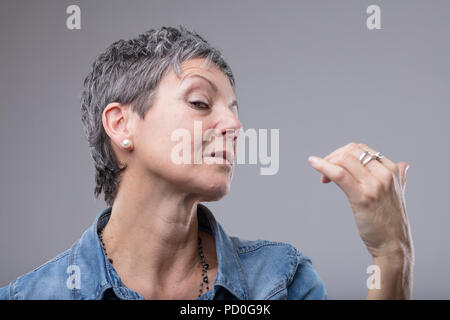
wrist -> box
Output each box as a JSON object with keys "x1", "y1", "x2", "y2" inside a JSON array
[
  {"x1": 372, "y1": 247, "x2": 415, "y2": 277},
  {"x1": 372, "y1": 240, "x2": 415, "y2": 265}
]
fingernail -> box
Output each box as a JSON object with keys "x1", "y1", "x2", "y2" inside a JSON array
[
  {"x1": 308, "y1": 156, "x2": 320, "y2": 165},
  {"x1": 406, "y1": 165, "x2": 410, "y2": 173}
]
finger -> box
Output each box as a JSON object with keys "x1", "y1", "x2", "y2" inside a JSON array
[
  {"x1": 354, "y1": 144, "x2": 404, "y2": 191},
  {"x1": 321, "y1": 142, "x2": 362, "y2": 183},
  {"x1": 323, "y1": 144, "x2": 348, "y2": 161},
  {"x1": 321, "y1": 175, "x2": 332, "y2": 183},
  {"x1": 358, "y1": 143, "x2": 399, "y2": 176},
  {"x1": 322, "y1": 143, "x2": 400, "y2": 184},
  {"x1": 321, "y1": 143, "x2": 356, "y2": 183},
  {"x1": 397, "y1": 161, "x2": 409, "y2": 188},
  {"x1": 326, "y1": 150, "x2": 374, "y2": 185},
  {"x1": 309, "y1": 156, "x2": 362, "y2": 200}
]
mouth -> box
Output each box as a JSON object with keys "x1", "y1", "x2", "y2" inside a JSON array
[{"x1": 205, "y1": 150, "x2": 235, "y2": 166}]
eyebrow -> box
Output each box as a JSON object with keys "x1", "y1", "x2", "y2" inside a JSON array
[{"x1": 183, "y1": 74, "x2": 239, "y2": 112}]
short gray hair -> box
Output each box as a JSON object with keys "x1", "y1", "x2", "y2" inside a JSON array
[{"x1": 80, "y1": 26, "x2": 235, "y2": 206}]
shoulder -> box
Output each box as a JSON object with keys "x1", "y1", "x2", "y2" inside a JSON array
[
  {"x1": 0, "y1": 211, "x2": 112, "y2": 300},
  {"x1": 0, "y1": 247, "x2": 75, "y2": 300},
  {"x1": 230, "y1": 237, "x2": 328, "y2": 300}
]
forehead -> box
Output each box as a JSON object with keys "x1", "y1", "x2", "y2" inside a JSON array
[
  {"x1": 154, "y1": 57, "x2": 236, "y2": 106},
  {"x1": 175, "y1": 58, "x2": 234, "y2": 93},
  {"x1": 179, "y1": 57, "x2": 218, "y2": 76}
]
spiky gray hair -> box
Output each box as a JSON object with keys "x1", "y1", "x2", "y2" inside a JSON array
[{"x1": 80, "y1": 26, "x2": 235, "y2": 206}]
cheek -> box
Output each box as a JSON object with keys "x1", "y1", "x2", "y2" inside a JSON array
[
  {"x1": 132, "y1": 122, "x2": 177, "y2": 177},
  {"x1": 134, "y1": 112, "x2": 234, "y2": 190},
  {"x1": 135, "y1": 127, "x2": 193, "y2": 176},
  {"x1": 138, "y1": 113, "x2": 188, "y2": 157}
]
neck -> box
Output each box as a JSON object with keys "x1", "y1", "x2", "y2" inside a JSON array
[{"x1": 101, "y1": 166, "x2": 205, "y2": 297}]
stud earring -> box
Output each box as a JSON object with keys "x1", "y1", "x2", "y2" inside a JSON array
[{"x1": 121, "y1": 139, "x2": 132, "y2": 149}]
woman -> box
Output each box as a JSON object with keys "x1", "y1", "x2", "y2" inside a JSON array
[{"x1": 0, "y1": 26, "x2": 413, "y2": 300}]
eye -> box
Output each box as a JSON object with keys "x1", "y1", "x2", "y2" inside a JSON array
[{"x1": 190, "y1": 101, "x2": 210, "y2": 110}]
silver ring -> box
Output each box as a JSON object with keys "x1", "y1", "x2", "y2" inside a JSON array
[
  {"x1": 361, "y1": 151, "x2": 384, "y2": 166},
  {"x1": 362, "y1": 155, "x2": 376, "y2": 166},
  {"x1": 374, "y1": 152, "x2": 384, "y2": 160},
  {"x1": 359, "y1": 151, "x2": 370, "y2": 162}
]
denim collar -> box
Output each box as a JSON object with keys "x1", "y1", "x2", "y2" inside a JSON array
[{"x1": 74, "y1": 204, "x2": 249, "y2": 300}]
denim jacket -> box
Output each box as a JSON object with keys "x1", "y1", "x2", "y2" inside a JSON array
[{"x1": 0, "y1": 204, "x2": 328, "y2": 300}]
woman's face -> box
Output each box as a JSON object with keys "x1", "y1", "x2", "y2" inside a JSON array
[{"x1": 130, "y1": 57, "x2": 242, "y2": 201}]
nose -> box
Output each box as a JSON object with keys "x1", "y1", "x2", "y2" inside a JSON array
[{"x1": 216, "y1": 109, "x2": 243, "y2": 142}]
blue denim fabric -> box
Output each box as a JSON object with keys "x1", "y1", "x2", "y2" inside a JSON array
[{"x1": 0, "y1": 204, "x2": 328, "y2": 300}]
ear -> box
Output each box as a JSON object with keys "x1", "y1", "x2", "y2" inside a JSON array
[
  {"x1": 396, "y1": 161, "x2": 409, "y2": 188},
  {"x1": 102, "y1": 103, "x2": 133, "y2": 149}
]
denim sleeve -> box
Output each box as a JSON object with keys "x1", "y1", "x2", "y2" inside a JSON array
[
  {"x1": 0, "y1": 283, "x2": 10, "y2": 300},
  {"x1": 287, "y1": 250, "x2": 328, "y2": 300}
]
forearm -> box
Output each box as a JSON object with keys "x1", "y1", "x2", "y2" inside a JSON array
[{"x1": 366, "y1": 253, "x2": 414, "y2": 300}]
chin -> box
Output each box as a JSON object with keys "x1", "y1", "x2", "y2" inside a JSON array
[
  {"x1": 204, "y1": 183, "x2": 231, "y2": 202},
  {"x1": 195, "y1": 175, "x2": 231, "y2": 202},
  {"x1": 170, "y1": 164, "x2": 234, "y2": 201}
]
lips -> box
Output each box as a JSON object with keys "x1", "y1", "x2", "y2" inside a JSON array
[{"x1": 208, "y1": 150, "x2": 235, "y2": 165}]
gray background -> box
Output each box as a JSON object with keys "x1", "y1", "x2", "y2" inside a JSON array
[{"x1": 0, "y1": 0, "x2": 449, "y2": 299}]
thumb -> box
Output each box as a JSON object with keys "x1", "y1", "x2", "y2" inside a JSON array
[{"x1": 397, "y1": 162, "x2": 409, "y2": 187}]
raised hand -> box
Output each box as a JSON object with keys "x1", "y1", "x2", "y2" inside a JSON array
[{"x1": 308, "y1": 142, "x2": 413, "y2": 259}]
